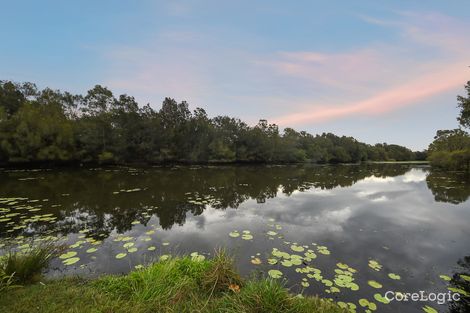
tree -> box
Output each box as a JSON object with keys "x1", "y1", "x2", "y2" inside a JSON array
[{"x1": 457, "y1": 81, "x2": 470, "y2": 129}]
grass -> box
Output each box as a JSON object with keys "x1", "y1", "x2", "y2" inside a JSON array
[
  {"x1": 0, "y1": 241, "x2": 60, "y2": 287},
  {"x1": 0, "y1": 250, "x2": 345, "y2": 313}
]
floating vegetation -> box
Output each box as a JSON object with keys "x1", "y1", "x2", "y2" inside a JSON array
[
  {"x1": 367, "y1": 280, "x2": 382, "y2": 289},
  {"x1": 266, "y1": 231, "x2": 277, "y2": 236},
  {"x1": 368, "y1": 260, "x2": 382, "y2": 271},
  {"x1": 358, "y1": 298, "x2": 377, "y2": 311},
  {"x1": 373, "y1": 293, "x2": 390, "y2": 304},
  {"x1": 190, "y1": 252, "x2": 205, "y2": 262},
  {"x1": 128, "y1": 247, "x2": 138, "y2": 253},
  {"x1": 59, "y1": 251, "x2": 77, "y2": 259},
  {"x1": 290, "y1": 244, "x2": 304, "y2": 252},
  {"x1": 241, "y1": 230, "x2": 253, "y2": 240},
  {"x1": 160, "y1": 255, "x2": 170, "y2": 261},
  {"x1": 439, "y1": 274, "x2": 451, "y2": 281},
  {"x1": 123, "y1": 242, "x2": 134, "y2": 248},
  {"x1": 388, "y1": 273, "x2": 401, "y2": 280},
  {"x1": 250, "y1": 257, "x2": 262, "y2": 265},
  {"x1": 316, "y1": 245, "x2": 330, "y2": 255},
  {"x1": 422, "y1": 305, "x2": 438, "y2": 313},
  {"x1": 86, "y1": 248, "x2": 98, "y2": 253},
  {"x1": 229, "y1": 231, "x2": 240, "y2": 238},
  {"x1": 115, "y1": 253, "x2": 127, "y2": 259},
  {"x1": 268, "y1": 269, "x2": 283, "y2": 279},
  {"x1": 461, "y1": 274, "x2": 470, "y2": 282},
  {"x1": 337, "y1": 302, "x2": 357, "y2": 312},
  {"x1": 63, "y1": 257, "x2": 80, "y2": 266},
  {"x1": 147, "y1": 246, "x2": 156, "y2": 251}
]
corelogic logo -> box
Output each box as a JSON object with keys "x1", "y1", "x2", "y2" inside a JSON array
[{"x1": 383, "y1": 290, "x2": 460, "y2": 305}]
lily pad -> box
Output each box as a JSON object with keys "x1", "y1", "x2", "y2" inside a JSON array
[
  {"x1": 63, "y1": 257, "x2": 80, "y2": 265},
  {"x1": 115, "y1": 253, "x2": 127, "y2": 259},
  {"x1": 422, "y1": 305, "x2": 438, "y2": 313},
  {"x1": 268, "y1": 269, "x2": 283, "y2": 279},
  {"x1": 123, "y1": 242, "x2": 135, "y2": 248},
  {"x1": 59, "y1": 251, "x2": 77, "y2": 259},
  {"x1": 374, "y1": 293, "x2": 390, "y2": 304},
  {"x1": 368, "y1": 280, "x2": 383, "y2": 289},
  {"x1": 439, "y1": 274, "x2": 451, "y2": 281},
  {"x1": 86, "y1": 248, "x2": 98, "y2": 253},
  {"x1": 229, "y1": 231, "x2": 240, "y2": 238},
  {"x1": 388, "y1": 273, "x2": 401, "y2": 280},
  {"x1": 290, "y1": 244, "x2": 304, "y2": 252},
  {"x1": 147, "y1": 246, "x2": 156, "y2": 251},
  {"x1": 242, "y1": 234, "x2": 253, "y2": 240},
  {"x1": 251, "y1": 257, "x2": 262, "y2": 265}
]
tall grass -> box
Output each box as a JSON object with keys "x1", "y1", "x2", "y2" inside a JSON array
[
  {"x1": 1, "y1": 248, "x2": 345, "y2": 313},
  {"x1": 0, "y1": 241, "x2": 60, "y2": 285}
]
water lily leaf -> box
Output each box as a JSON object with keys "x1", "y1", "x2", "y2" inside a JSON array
[
  {"x1": 439, "y1": 274, "x2": 451, "y2": 281},
  {"x1": 359, "y1": 299, "x2": 370, "y2": 307},
  {"x1": 281, "y1": 260, "x2": 293, "y2": 267},
  {"x1": 301, "y1": 281, "x2": 310, "y2": 287},
  {"x1": 266, "y1": 231, "x2": 277, "y2": 236},
  {"x1": 368, "y1": 260, "x2": 382, "y2": 271},
  {"x1": 422, "y1": 305, "x2": 438, "y2": 313},
  {"x1": 59, "y1": 251, "x2": 77, "y2": 259},
  {"x1": 145, "y1": 230, "x2": 155, "y2": 235},
  {"x1": 86, "y1": 248, "x2": 97, "y2": 253},
  {"x1": 147, "y1": 246, "x2": 156, "y2": 251},
  {"x1": 267, "y1": 258, "x2": 278, "y2": 265},
  {"x1": 242, "y1": 234, "x2": 253, "y2": 240},
  {"x1": 115, "y1": 253, "x2": 127, "y2": 259},
  {"x1": 461, "y1": 274, "x2": 470, "y2": 282},
  {"x1": 162, "y1": 242, "x2": 170, "y2": 246},
  {"x1": 374, "y1": 293, "x2": 390, "y2": 304},
  {"x1": 123, "y1": 242, "x2": 134, "y2": 248},
  {"x1": 290, "y1": 244, "x2": 304, "y2": 252},
  {"x1": 268, "y1": 269, "x2": 283, "y2": 279},
  {"x1": 386, "y1": 272, "x2": 400, "y2": 280},
  {"x1": 337, "y1": 263, "x2": 349, "y2": 270},
  {"x1": 368, "y1": 280, "x2": 382, "y2": 289},
  {"x1": 63, "y1": 257, "x2": 80, "y2": 265},
  {"x1": 160, "y1": 254, "x2": 170, "y2": 261},
  {"x1": 128, "y1": 247, "x2": 138, "y2": 253},
  {"x1": 134, "y1": 264, "x2": 144, "y2": 270},
  {"x1": 229, "y1": 231, "x2": 240, "y2": 238}
]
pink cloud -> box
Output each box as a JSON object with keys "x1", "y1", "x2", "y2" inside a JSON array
[
  {"x1": 268, "y1": 12, "x2": 470, "y2": 126},
  {"x1": 272, "y1": 61, "x2": 469, "y2": 126}
]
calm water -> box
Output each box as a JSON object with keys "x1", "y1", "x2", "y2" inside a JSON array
[{"x1": 1, "y1": 164, "x2": 469, "y2": 312}]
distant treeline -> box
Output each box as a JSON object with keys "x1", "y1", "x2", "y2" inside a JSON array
[
  {"x1": 0, "y1": 80, "x2": 425, "y2": 165},
  {"x1": 427, "y1": 80, "x2": 470, "y2": 171}
]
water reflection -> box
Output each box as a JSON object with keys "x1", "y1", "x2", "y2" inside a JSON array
[
  {"x1": 0, "y1": 164, "x2": 418, "y2": 238},
  {"x1": 1, "y1": 164, "x2": 469, "y2": 313},
  {"x1": 426, "y1": 170, "x2": 470, "y2": 204}
]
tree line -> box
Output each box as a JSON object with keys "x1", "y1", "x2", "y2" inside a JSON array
[
  {"x1": 428, "y1": 80, "x2": 470, "y2": 171},
  {"x1": 0, "y1": 80, "x2": 424, "y2": 165}
]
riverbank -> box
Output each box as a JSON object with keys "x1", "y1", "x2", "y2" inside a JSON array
[{"x1": 1, "y1": 253, "x2": 344, "y2": 313}]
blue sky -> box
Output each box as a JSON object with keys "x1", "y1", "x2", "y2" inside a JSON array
[{"x1": 1, "y1": 1, "x2": 469, "y2": 150}]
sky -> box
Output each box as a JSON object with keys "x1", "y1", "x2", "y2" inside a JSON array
[{"x1": 1, "y1": 1, "x2": 469, "y2": 150}]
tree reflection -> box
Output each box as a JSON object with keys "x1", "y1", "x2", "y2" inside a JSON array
[
  {"x1": 1, "y1": 164, "x2": 464, "y2": 241},
  {"x1": 426, "y1": 169, "x2": 470, "y2": 204}
]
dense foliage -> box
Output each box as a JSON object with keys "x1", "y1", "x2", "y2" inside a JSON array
[
  {"x1": 428, "y1": 81, "x2": 470, "y2": 171},
  {"x1": 0, "y1": 80, "x2": 422, "y2": 165}
]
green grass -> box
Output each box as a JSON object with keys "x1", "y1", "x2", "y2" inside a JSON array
[
  {"x1": 0, "y1": 251, "x2": 345, "y2": 313},
  {"x1": 0, "y1": 241, "x2": 60, "y2": 286}
]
